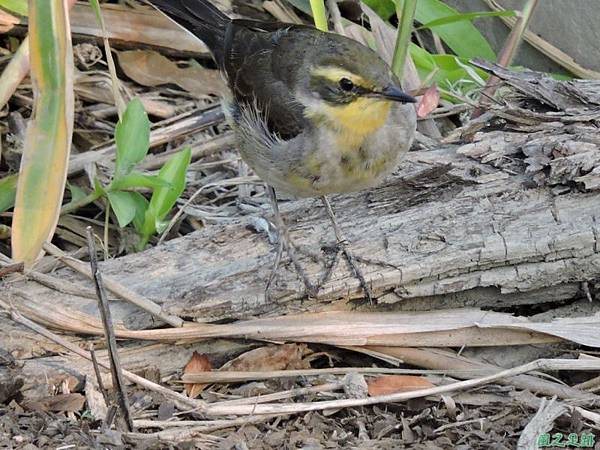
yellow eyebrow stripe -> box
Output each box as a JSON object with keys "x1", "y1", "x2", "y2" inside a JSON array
[{"x1": 311, "y1": 66, "x2": 373, "y2": 90}]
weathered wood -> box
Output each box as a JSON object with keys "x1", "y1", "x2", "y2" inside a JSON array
[
  {"x1": 5, "y1": 68, "x2": 600, "y2": 327},
  {"x1": 6, "y1": 145, "x2": 600, "y2": 323}
]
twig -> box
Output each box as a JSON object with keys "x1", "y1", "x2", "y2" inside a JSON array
[
  {"x1": 0, "y1": 262, "x2": 23, "y2": 278},
  {"x1": 41, "y1": 241, "x2": 183, "y2": 327},
  {"x1": 434, "y1": 409, "x2": 512, "y2": 433},
  {"x1": 181, "y1": 367, "x2": 454, "y2": 384},
  {"x1": 133, "y1": 414, "x2": 284, "y2": 431},
  {"x1": 1, "y1": 300, "x2": 202, "y2": 411},
  {"x1": 86, "y1": 227, "x2": 133, "y2": 432},
  {"x1": 24, "y1": 270, "x2": 98, "y2": 299},
  {"x1": 215, "y1": 382, "x2": 343, "y2": 406},
  {"x1": 104, "y1": 405, "x2": 118, "y2": 431},
  {"x1": 123, "y1": 429, "x2": 223, "y2": 446},
  {"x1": 89, "y1": 343, "x2": 109, "y2": 404},
  {"x1": 574, "y1": 374, "x2": 600, "y2": 391}
]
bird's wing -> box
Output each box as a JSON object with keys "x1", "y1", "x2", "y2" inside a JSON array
[{"x1": 223, "y1": 23, "x2": 315, "y2": 139}]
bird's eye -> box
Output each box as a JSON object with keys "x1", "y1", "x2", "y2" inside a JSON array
[{"x1": 339, "y1": 78, "x2": 354, "y2": 91}]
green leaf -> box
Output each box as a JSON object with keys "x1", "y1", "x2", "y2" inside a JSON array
[
  {"x1": 414, "y1": 0, "x2": 496, "y2": 60},
  {"x1": 107, "y1": 190, "x2": 138, "y2": 227},
  {"x1": 392, "y1": 0, "x2": 417, "y2": 80},
  {"x1": 364, "y1": 0, "x2": 396, "y2": 20},
  {"x1": 93, "y1": 178, "x2": 106, "y2": 196},
  {"x1": 0, "y1": 174, "x2": 18, "y2": 213},
  {"x1": 409, "y1": 44, "x2": 488, "y2": 99},
  {"x1": 415, "y1": 10, "x2": 517, "y2": 31},
  {"x1": 416, "y1": 10, "x2": 516, "y2": 30},
  {"x1": 0, "y1": 0, "x2": 27, "y2": 16},
  {"x1": 110, "y1": 171, "x2": 171, "y2": 192},
  {"x1": 140, "y1": 148, "x2": 191, "y2": 244},
  {"x1": 114, "y1": 98, "x2": 150, "y2": 178},
  {"x1": 150, "y1": 148, "x2": 191, "y2": 222},
  {"x1": 67, "y1": 182, "x2": 87, "y2": 203},
  {"x1": 130, "y1": 192, "x2": 149, "y2": 233},
  {"x1": 309, "y1": 0, "x2": 328, "y2": 32}
]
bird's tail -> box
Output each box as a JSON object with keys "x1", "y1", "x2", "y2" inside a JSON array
[{"x1": 148, "y1": 0, "x2": 230, "y2": 66}]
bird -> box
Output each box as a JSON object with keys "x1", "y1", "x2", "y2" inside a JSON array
[{"x1": 147, "y1": 0, "x2": 417, "y2": 302}]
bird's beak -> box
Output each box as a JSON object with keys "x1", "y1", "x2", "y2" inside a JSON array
[{"x1": 377, "y1": 85, "x2": 417, "y2": 103}]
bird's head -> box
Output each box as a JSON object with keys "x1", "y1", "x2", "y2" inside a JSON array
[{"x1": 299, "y1": 33, "x2": 416, "y2": 136}]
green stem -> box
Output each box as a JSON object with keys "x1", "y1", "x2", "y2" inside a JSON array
[
  {"x1": 496, "y1": 0, "x2": 539, "y2": 66},
  {"x1": 392, "y1": 0, "x2": 417, "y2": 80},
  {"x1": 310, "y1": 0, "x2": 328, "y2": 32},
  {"x1": 60, "y1": 190, "x2": 102, "y2": 215}
]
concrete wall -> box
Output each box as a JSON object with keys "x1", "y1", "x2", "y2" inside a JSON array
[{"x1": 444, "y1": 0, "x2": 600, "y2": 75}]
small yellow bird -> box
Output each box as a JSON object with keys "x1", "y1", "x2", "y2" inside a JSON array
[{"x1": 149, "y1": 0, "x2": 417, "y2": 301}]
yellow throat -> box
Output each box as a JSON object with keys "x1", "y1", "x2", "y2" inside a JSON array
[{"x1": 309, "y1": 97, "x2": 393, "y2": 149}]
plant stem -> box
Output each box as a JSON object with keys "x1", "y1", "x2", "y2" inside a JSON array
[
  {"x1": 496, "y1": 0, "x2": 539, "y2": 67},
  {"x1": 392, "y1": 0, "x2": 417, "y2": 80},
  {"x1": 60, "y1": 190, "x2": 102, "y2": 215},
  {"x1": 310, "y1": 0, "x2": 328, "y2": 32},
  {"x1": 472, "y1": 0, "x2": 539, "y2": 118}
]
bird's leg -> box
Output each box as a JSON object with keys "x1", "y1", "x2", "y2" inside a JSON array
[
  {"x1": 265, "y1": 185, "x2": 317, "y2": 298},
  {"x1": 321, "y1": 196, "x2": 374, "y2": 304}
]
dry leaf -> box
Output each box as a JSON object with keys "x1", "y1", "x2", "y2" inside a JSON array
[
  {"x1": 220, "y1": 344, "x2": 309, "y2": 372},
  {"x1": 416, "y1": 85, "x2": 440, "y2": 118},
  {"x1": 22, "y1": 393, "x2": 85, "y2": 413},
  {"x1": 117, "y1": 50, "x2": 226, "y2": 97},
  {"x1": 183, "y1": 351, "x2": 212, "y2": 398},
  {"x1": 367, "y1": 375, "x2": 435, "y2": 396}
]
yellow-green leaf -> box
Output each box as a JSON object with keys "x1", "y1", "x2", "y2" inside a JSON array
[
  {"x1": 107, "y1": 190, "x2": 137, "y2": 228},
  {"x1": 114, "y1": 98, "x2": 150, "y2": 179},
  {"x1": 11, "y1": 0, "x2": 73, "y2": 266},
  {"x1": 0, "y1": 174, "x2": 18, "y2": 213},
  {"x1": 0, "y1": 0, "x2": 27, "y2": 16},
  {"x1": 139, "y1": 148, "x2": 191, "y2": 248}
]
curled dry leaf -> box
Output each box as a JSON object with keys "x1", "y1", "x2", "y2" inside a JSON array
[
  {"x1": 219, "y1": 343, "x2": 309, "y2": 372},
  {"x1": 367, "y1": 375, "x2": 435, "y2": 396},
  {"x1": 183, "y1": 351, "x2": 212, "y2": 398},
  {"x1": 416, "y1": 84, "x2": 441, "y2": 118},
  {"x1": 117, "y1": 50, "x2": 226, "y2": 98}
]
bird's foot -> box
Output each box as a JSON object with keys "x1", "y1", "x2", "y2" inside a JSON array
[
  {"x1": 321, "y1": 196, "x2": 375, "y2": 305},
  {"x1": 264, "y1": 185, "x2": 318, "y2": 300},
  {"x1": 265, "y1": 237, "x2": 318, "y2": 300},
  {"x1": 321, "y1": 239, "x2": 375, "y2": 306}
]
